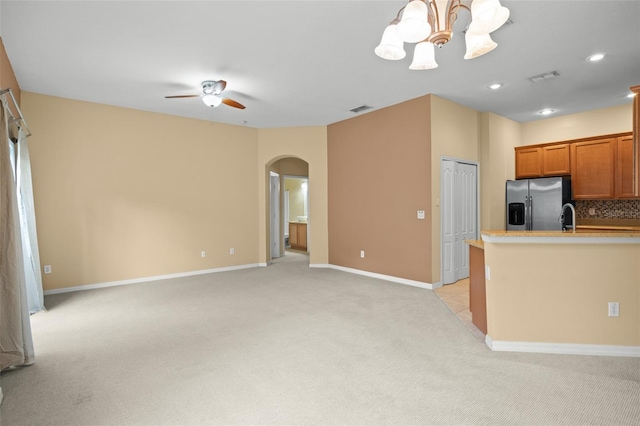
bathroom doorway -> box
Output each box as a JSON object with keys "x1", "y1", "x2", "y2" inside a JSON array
[{"x1": 283, "y1": 176, "x2": 309, "y2": 253}]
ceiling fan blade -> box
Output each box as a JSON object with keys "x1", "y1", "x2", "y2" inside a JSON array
[
  {"x1": 165, "y1": 94, "x2": 200, "y2": 99},
  {"x1": 222, "y1": 98, "x2": 246, "y2": 109}
]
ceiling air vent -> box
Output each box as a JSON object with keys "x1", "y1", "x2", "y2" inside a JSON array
[
  {"x1": 349, "y1": 105, "x2": 373, "y2": 113},
  {"x1": 528, "y1": 71, "x2": 560, "y2": 83}
]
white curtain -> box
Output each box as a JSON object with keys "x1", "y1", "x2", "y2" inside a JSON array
[
  {"x1": 17, "y1": 128, "x2": 45, "y2": 313},
  {"x1": 0, "y1": 97, "x2": 35, "y2": 370}
]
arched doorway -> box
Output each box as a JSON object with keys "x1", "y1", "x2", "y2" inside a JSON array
[{"x1": 267, "y1": 157, "x2": 309, "y2": 262}]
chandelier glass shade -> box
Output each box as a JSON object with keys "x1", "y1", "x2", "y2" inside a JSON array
[
  {"x1": 374, "y1": 22, "x2": 407, "y2": 60},
  {"x1": 375, "y1": 0, "x2": 510, "y2": 70},
  {"x1": 410, "y1": 41, "x2": 438, "y2": 70}
]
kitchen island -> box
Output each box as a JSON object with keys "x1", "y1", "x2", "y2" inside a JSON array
[{"x1": 478, "y1": 230, "x2": 640, "y2": 357}]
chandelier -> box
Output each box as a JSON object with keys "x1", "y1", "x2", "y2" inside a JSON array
[{"x1": 375, "y1": 0, "x2": 510, "y2": 70}]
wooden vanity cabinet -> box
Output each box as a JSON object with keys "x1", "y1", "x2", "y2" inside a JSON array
[
  {"x1": 289, "y1": 222, "x2": 307, "y2": 250},
  {"x1": 515, "y1": 143, "x2": 570, "y2": 178},
  {"x1": 571, "y1": 138, "x2": 616, "y2": 199}
]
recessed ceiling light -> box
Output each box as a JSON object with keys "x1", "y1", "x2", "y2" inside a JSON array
[
  {"x1": 488, "y1": 83, "x2": 503, "y2": 90},
  {"x1": 538, "y1": 109, "x2": 556, "y2": 116},
  {"x1": 587, "y1": 53, "x2": 605, "y2": 62}
]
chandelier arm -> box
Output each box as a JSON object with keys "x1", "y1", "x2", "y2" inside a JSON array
[
  {"x1": 448, "y1": 0, "x2": 462, "y2": 29},
  {"x1": 393, "y1": 4, "x2": 407, "y2": 23},
  {"x1": 426, "y1": 0, "x2": 437, "y2": 32}
]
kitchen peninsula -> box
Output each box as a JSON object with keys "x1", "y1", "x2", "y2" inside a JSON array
[{"x1": 474, "y1": 230, "x2": 640, "y2": 357}]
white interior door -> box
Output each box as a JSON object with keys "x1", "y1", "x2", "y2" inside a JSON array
[
  {"x1": 441, "y1": 160, "x2": 456, "y2": 284},
  {"x1": 270, "y1": 172, "x2": 280, "y2": 259},
  {"x1": 457, "y1": 162, "x2": 477, "y2": 279},
  {"x1": 441, "y1": 159, "x2": 478, "y2": 285}
]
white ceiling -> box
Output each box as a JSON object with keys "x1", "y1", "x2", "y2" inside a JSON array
[{"x1": 1, "y1": 1, "x2": 639, "y2": 129}]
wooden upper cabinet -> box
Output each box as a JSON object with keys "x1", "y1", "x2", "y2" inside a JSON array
[
  {"x1": 616, "y1": 135, "x2": 637, "y2": 198},
  {"x1": 630, "y1": 84, "x2": 640, "y2": 197},
  {"x1": 542, "y1": 143, "x2": 571, "y2": 176},
  {"x1": 515, "y1": 143, "x2": 570, "y2": 178},
  {"x1": 571, "y1": 138, "x2": 616, "y2": 199},
  {"x1": 515, "y1": 147, "x2": 542, "y2": 178}
]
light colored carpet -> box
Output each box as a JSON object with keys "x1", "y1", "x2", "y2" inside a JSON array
[{"x1": 1, "y1": 252, "x2": 639, "y2": 425}]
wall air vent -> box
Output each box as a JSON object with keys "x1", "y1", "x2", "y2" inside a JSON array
[
  {"x1": 528, "y1": 71, "x2": 560, "y2": 83},
  {"x1": 349, "y1": 105, "x2": 373, "y2": 113}
]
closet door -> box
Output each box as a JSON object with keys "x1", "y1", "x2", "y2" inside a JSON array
[{"x1": 441, "y1": 160, "x2": 478, "y2": 285}]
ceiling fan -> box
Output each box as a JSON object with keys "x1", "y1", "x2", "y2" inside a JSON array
[{"x1": 165, "y1": 80, "x2": 245, "y2": 109}]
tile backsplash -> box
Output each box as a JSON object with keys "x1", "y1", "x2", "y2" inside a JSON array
[{"x1": 576, "y1": 199, "x2": 640, "y2": 219}]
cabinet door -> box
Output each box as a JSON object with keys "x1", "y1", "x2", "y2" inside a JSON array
[
  {"x1": 515, "y1": 147, "x2": 542, "y2": 178},
  {"x1": 289, "y1": 223, "x2": 298, "y2": 247},
  {"x1": 298, "y1": 224, "x2": 307, "y2": 250},
  {"x1": 615, "y1": 135, "x2": 637, "y2": 198},
  {"x1": 571, "y1": 138, "x2": 616, "y2": 199},
  {"x1": 542, "y1": 144, "x2": 571, "y2": 176}
]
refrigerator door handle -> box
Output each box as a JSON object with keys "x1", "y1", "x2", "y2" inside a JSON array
[{"x1": 526, "y1": 196, "x2": 532, "y2": 231}]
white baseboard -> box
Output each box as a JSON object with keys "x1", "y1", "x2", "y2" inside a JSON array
[
  {"x1": 313, "y1": 264, "x2": 435, "y2": 290},
  {"x1": 485, "y1": 335, "x2": 640, "y2": 357},
  {"x1": 43, "y1": 263, "x2": 264, "y2": 295},
  {"x1": 44, "y1": 262, "x2": 434, "y2": 295}
]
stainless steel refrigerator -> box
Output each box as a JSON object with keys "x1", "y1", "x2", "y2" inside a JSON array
[{"x1": 506, "y1": 177, "x2": 573, "y2": 231}]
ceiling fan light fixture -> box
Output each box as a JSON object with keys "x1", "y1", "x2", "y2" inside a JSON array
[
  {"x1": 396, "y1": 0, "x2": 431, "y2": 43},
  {"x1": 202, "y1": 93, "x2": 222, "y2": 108},
  {"x1": 375, "y1": 22, "x2": 406, "y2": 60},
  {"x1": 409, "y1": 41, "x2": 438, "y2": 70}
]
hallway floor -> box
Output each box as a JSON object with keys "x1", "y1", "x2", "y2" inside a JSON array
[{"x1": 434, "y1": 279, "x2": 485, "y2": 341}]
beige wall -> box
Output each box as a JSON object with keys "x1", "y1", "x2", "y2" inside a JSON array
[
  {"x1": 23, "y1": 92, "x2": 260, "y2": 290},
  {"x1": 0, "y1": 37, "x2": 21, "y2": 119},
  {"x1": 18, "y1": 87, "x2": 637, "y2": 292},
  {"x1": 480, "y1": 112, "x2": 520, "y2": 231},
  {"x1": 430, "y1": 96, "x2": 480, "y2": 283},
  {"x1": 328, "y1": 96, "x2": 432, "y2": 283},
  {"x1": 484, "y1": 242, "x2": 640, "y2": 346},
  {"x1": 521, "y1": 104, "x2": 633, "y2": 146},
  {"x1": 257, "y1": 126, "x2": 328, "y2": 266}
]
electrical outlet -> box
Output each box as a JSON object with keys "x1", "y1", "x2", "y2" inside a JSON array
[
  {"x1": 608, "y1": 302, "x2": 619, "y2": 317},
  {"x1": 200, "y1": 251, "x2": 206, "y2": 258},
  {"x1": 360, "y1": 250, "x2": 365, "y2": 258},
  {"x1": 417, "y1": 210, "x2": 425, "y2": 220},
  {"x1": 230, "y1": 248, "x2": 235, "y2": 255},
  {"x1": 43, "y1": 265, "x2": 52, "y2": 274},
  {"x1": 589, "y1": 208, "x2": 596, "y2": 216},
  {"x1": 485, "y1": 265, "x2": 490, "y2": 280}
]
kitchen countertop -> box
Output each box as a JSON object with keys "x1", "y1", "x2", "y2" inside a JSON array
[
  {"x1": 465, "y1": 239, "x2": 484, "y2": 249},
  {"x1": 481, "y1": 229, "x2": 640, "y2": 244}
]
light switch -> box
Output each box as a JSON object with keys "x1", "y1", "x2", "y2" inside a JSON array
[{"x1": 417, "y1": 210, "x2": 425, "y2": 220}]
